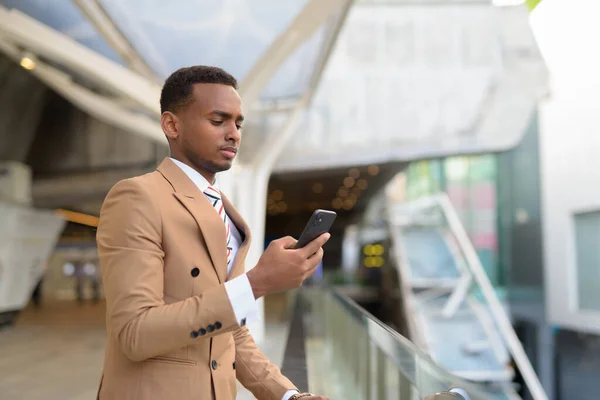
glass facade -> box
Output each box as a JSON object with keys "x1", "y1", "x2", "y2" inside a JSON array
[
  {"x1": 574, "y1": 210, "x2": 600, "y2": 312},
  {"x1": 1, "y1": 0, "x2": 327, "y2": 100},
  {"x1": 402, "y1": 114, "x2": 542, "y2": 294},
  {"x1": 404, "y1": 154, "x2": 500, "y2": 285}
]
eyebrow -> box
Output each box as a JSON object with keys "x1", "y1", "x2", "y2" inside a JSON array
[{"x1": 210, "y1": 110, "x2": 244, "y2": 122}]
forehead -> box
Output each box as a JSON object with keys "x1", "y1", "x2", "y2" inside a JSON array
[{"x1": 189, "y1": 83, "x2": 242, "y2": 115}]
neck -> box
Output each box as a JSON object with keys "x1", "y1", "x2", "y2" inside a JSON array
[{"x1": 170, "y1": 154, "x2": 216, "y2": 185}]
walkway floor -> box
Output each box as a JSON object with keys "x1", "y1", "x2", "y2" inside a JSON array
[{"x1": 0, "y1": 294, "x2": 291, "y2": 400}]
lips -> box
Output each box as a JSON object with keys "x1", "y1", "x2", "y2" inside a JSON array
[{"x1": 220, "y1": 146, "x2": 237, "y2": 159}]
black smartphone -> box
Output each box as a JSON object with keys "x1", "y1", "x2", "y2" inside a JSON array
[{"x1": 294, "y1": 209, "x2": 337, "y2": 249}]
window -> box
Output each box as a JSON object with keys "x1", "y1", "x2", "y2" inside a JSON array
[{"x1": 574, "y1": 210, "x2": 600, "y2": 312}]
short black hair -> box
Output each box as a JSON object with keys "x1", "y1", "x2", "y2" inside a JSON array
[{"x1": 160, "y1": 66, "x2": 238, "y2": 114}]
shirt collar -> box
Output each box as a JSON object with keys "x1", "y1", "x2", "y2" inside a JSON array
[{"x1": 169, "y1": 157, "x2": 217, "y2": 193}]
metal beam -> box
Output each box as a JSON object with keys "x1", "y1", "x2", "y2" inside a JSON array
[
  {"x1": 72, "y1": 0, "x2": 158, "y2": 81},
  {"x1": 250, "y1": 0, "x2": 353, "y2": 170},
  {"x1": 0, "y1": 6, "x2": 161, "y2": 115},
  {"x1": 237, "y1": 0, "x2": 350, "y2": 110},
  {"x1": 0, "y1": 39, "x2": 165, "y2": 144}
]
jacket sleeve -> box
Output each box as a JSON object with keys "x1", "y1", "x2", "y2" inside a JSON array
[
  {"x1": 233, "y1": 325, "x2": 298, "y2": 400},
  {"x1": 97, "y1": 178, "x2": 239, "y2": 362}
]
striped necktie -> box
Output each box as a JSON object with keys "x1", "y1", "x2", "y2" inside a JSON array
[{"x1": 203, "y1": 185, "x2": 232, "y2": 267}]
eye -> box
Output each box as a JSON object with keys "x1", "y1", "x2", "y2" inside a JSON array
[
  {"x1": 210, "y1": 120, "x2": 224, "y2": 126},
  {"x1": 236, "y1": 124, "x2": 243, "y2": 130}
]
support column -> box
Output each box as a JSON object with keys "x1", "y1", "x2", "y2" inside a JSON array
[
  {"x1": 230, "y1": 166, "x2": 270, "y2": 344},
  {"x1": 220, "y1": 0, "x2": 353, "y2": 345}
]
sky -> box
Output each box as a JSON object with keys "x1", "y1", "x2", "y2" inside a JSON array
[{"x1": 529, "y1": 0, "x2": 600, "y2": 93}]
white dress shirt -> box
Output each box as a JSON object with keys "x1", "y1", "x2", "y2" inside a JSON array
[{"x1": 170, "y1": 159, "x2": 298, "y2": 400}]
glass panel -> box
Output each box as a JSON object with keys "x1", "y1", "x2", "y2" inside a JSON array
[
  {"x1": 99, "y1": 0, "x2": 320, "y2": 99},
  {"x1": 302, "y1": 287, "x2": 516, "y2": 399},
  {"x1": 260, "y1": 23, "x2": 327, "y2": 100},
  {"x1": 574, "y1": 210, "x2": 600, "y2": 312},
  {"x1": 0, "y1": 0, "x2": 122, "y2": 63}
]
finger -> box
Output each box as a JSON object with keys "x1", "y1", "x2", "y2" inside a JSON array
[
  {"x1": 307, "y1": 247, "x2": 324, "y2": 262},
  {"x1": 303, "y1": 249, "x2": 323, "y2": 279},
  {"x1": 276, "y1": 236, "x2": 298, "y2": 249},
  {"x1": 300, "y1": 232, "x2": 330, "y2": 257},
  {"x1": 303, "y1": 262, "x2": 319, "y2": 280}
]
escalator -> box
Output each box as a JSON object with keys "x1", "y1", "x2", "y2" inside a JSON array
[{"x1": 384, "y1": 194, "x2": 547, "y2": 400}]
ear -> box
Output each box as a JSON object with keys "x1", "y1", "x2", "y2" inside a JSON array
[{"x1": 161, "y1": 111, "x2": 180, "y2": 141}]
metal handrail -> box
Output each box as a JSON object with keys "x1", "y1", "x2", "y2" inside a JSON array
[{"x1": 315, "y1": 286, "x2": 508, "y2": 399}]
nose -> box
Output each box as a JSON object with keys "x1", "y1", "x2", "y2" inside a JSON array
[{"x1": 225, "y1": 121, "x2": 241, "y2": 143}]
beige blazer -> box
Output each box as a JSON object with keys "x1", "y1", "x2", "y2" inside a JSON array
[{"x1": 96, "y1": 158, "x2": 296, "y2": 400}]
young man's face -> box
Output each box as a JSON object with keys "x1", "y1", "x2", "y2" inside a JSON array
[{"x1": 166, "y1": 83, "x2": 244, "y2": 179}]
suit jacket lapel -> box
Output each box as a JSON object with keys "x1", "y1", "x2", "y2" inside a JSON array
[
  {"x1": 157, "y1": 158, "x2": 228, "y2": 283},
  {"x1": 221, "y1": 193, "x2": 251, "y2": 280}
]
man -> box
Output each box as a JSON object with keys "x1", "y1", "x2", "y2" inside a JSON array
[{"x1": 96, "y1": 66, "x2": 329, "y2": 400}]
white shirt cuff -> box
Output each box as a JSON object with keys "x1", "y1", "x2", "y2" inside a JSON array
[
  {"x1": 282, "y1": 390, "x2": 300, "y2": 400},
  {"x1": 224, "y1": 273, "x2": 260, "y2": 327}
]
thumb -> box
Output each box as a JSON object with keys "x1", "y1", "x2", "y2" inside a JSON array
[{"x1": 275, "y1": 236, "x2": 298, "y2": 249}]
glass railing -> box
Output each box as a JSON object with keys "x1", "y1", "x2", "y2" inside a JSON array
[{"x1": 300, "y1": 286, "x2": 518, "y2": 400}]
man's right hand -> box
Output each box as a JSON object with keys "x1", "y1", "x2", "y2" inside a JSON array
[{"x1": 246, "y1": 233, "x2": 330, "y2": 299}]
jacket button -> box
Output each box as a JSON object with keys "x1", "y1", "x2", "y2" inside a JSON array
[
  {"x1": 190, "y1": 331, "x2": 198, "y2": 338},
  {"x1": 215, "y1": 321, "x2": 222, "y2": 329},
  {"x1": 212, "y1": 360, "x2": 218, "y2": 370},
  {"x1": 207, "y1": 324, "x2": 215, "y2": 333},
  {"x1": 191, "y1": 267, "x2": 200, "y2": 277},
  {"x1": 198, "y1": 328, "x2": 207, "y2": 336}
]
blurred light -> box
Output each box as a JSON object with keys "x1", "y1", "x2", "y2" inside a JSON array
[
  {"x1": 84, "y1": 263, "x2": 96, "y2": 276},
  {"x1": 277, "y1": 201, "x2": 288, "y2": 213},
  {"x1": 271, "y1": 189, "x2": 284, "y2": 201},
  {"x1": 63, "y1": 262, "x2": 75, "y2": 276},
  {"x1": 308, "y1": 201, "x2": 319, "y2": 210},
  {"x1": 337, "y1": 187, "x2": 349, "y2": 198},
  {"x1": 312, "y1": 182, "x2": 323, "y2": 194},
  {"x1": 56, "y1": 209, "x2": 99, "y2": 227},
  {"x1": 363, "y1": 256, "x2": 384, "y2": 268},
  {"x1": 20, "y1": 57, "x2": 36, "y2": 70},
  {"x1": 446, "y1": 157, "x2": 469, "y2": 180},
  {"x1": 373, "y1": 256, "x2": 384, "y2": 267},
  {"x1": 373, "y1": 244, "x2": 385, "y2": 256},
  {"x1": 363, "y1": 244, "x2": 374, "y2": 256},
  {"x1": 343, "y1": 176, "x2": 355, "y2": 188},
  {"x1": 515, "y1": 208, "x2": 529, "y2": 224},
  {"x1": 332, "y1": 198, "x2": 343, "y2": 209},
  {"x1": 343, "y1": 199, "x2": 355, "y2": 210},
  {"x1": 348, "y1": 168, "x2": 360, "y2": 179},
  {"x1": 268, "y1": 205, "x2": 279, "y2": 215},
  {"x1": 267, "y1": 198, "x2": 275, "y2": 206},
  {"x1": 367, "y1": 165, "x2": 379, "y2": 176},
  {"x1": 357, "y1": 179, "x2": 368, "y2": 190}
]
